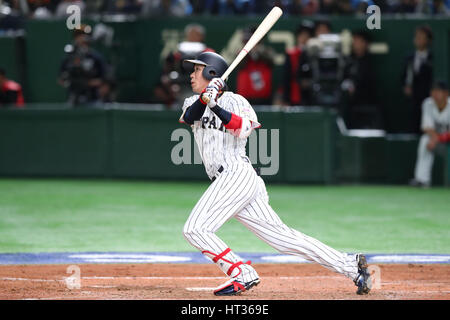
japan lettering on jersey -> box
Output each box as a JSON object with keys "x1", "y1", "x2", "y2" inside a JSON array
[
  {"x1": 180, "y1": 92, "x2": 259, "y2": 179},
  {"x1": 421, "y1": 97, "x2": 450, "y2": 133}
]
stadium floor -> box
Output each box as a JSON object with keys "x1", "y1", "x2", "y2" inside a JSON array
[
  {"x1": 1, "y1": 262, "x2": 449, "y2": 300},
  {"x1": 0, "y1": 178, "x2": 448, "y2": 254}
]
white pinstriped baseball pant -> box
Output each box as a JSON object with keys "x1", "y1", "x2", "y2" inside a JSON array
[
  {"x1": 183, "y1": 161, "x2": 359, "y2": 282},
  {"x1": 414, "y1": 134, "x2": 447, "y2": 185}
]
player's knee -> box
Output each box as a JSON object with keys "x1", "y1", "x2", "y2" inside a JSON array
[
  {"x1": 183, "y1": 224, "x2": 214, "y2": 243},
  {"x1": 182, "y1": 224, "x2": 191, "y2": 241},
  {"x1": 183, "y1": 224, "x2": 202, "y2": 242}
]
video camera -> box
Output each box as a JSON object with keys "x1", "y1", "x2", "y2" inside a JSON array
[{"x1": 305, "y1": 33, "x2": 345, "y2": 106}]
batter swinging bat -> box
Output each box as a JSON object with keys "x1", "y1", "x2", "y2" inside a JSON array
[{"x1": 202, "y1": 6, "x2": 283, "y2": 103}]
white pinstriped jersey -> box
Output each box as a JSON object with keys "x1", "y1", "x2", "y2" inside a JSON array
[
  {"x1": 182, "y1": 92, "x2": 258, "y2": 180},
  {"x1": 421, "y1": 97, "x2": 450, "y2": 133}
]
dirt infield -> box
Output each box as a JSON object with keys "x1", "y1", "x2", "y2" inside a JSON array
[{"x1": 0, "y1": 263, "x2": 449, "y2": 300}]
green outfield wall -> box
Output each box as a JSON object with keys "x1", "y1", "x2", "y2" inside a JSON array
[
  {"x1": 1, "y1": 106, "x2": 447, "y2": 185},
  {"x1": 0, "y1": 107, "x2": 337, "y2": 183},
  {"x1": 0, "y1": 17, "x2": 449, "y2": 134}
]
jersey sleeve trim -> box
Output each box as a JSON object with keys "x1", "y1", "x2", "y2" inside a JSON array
[{"x1": 224, "y1": 112, "x2": 243, "y2": 130}]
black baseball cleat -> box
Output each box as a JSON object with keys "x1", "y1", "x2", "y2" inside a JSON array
[
  {"x1": 354, "y1": 254, "x2": 372, "y2": 295},
  {"x1": 213, "y1": 278, "x2": 260, "y2": 296}
]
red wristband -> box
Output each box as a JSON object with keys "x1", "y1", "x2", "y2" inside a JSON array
[{"x1": 224, "y1": 113, "x2": 242, "y2": 130}]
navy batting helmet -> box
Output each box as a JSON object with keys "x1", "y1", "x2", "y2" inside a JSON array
[{"x1": 183, "y1": 52, "x2": 228, "y2": 80}]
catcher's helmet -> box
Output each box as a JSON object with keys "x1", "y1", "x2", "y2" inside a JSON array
[{"x1": 184, "y1": 52, "x2": 228, "y2": 80}]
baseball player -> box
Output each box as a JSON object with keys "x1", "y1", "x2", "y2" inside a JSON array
[
  {"x1": 410, "y1": 80, "x2": 450, "y2": 188},
  {"x1": 179, "y1": 51, "x2": 372, "y2": 296}
]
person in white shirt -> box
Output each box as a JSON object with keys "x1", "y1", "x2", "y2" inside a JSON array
[{"x1": 410, "y1": 80, "x2": 450, "y2": 187}]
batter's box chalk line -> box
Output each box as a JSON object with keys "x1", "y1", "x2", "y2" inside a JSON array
[{"x1": 0, "y1": 252, "x2": 449, "y2": 265}]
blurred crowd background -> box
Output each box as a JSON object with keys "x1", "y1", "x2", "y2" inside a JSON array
[
  {"x1": 1, "y1": 0, "x2": 450, "y2": 18},
  {"x1": 0, "y1": 0, "x2": 449, "y2": 134},
  {"x1": 0, "y1": 0, "x2": 449, "y2": 186}
]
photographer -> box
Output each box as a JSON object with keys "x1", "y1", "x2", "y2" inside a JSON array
[
  {"x1": 154, "y1": 23, "x2": 215, "y2": 108},
  {"x1": 280, "y1": 21, "x2": 314, "y2": 106},
  {"x1": 236, "y1": 26, "x2": 276, "y2": 106},
  {"x1": 341, "y1": 31, "x2": 379, "y2": 129},
  {"x1": 58, "y1": 24, "x2": 109, "y2": 106}
]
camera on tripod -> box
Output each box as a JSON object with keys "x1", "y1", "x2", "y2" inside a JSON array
[{"x1": 305, "y1": 33, "x2": 345, "y2": 107}]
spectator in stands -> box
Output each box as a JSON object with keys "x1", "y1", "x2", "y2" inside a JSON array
[
  {"x1": 154, "y1": 23, "x2": 214, "y2": 108},
  {"x1": 341, "y1": 31, "x2": 379, "y2": 129},
  {"x1": 0, "y1": 68, "x2": 25, "y2": 107},
  {"x1": 2, "y1": 0, "x2": 20, "y2": 11},
  {"x1": 392, "y1": 0, "x2": 419, "y2": 13},
  {"x1": 286, "y1": 0, "x2": 320, "y2": 15},
  {"x1": 205, "y1": 0, "x2": 241, "y2": 15},
  {"x1": 319, "y1": 0, "x2": 354, "y2": 14},
  {"x1": 402, "y1": 24, "x2": 434, "y2": 134},
  {"x1": 410, "y1": 80, "x2": 450, "y2": 188},
  {"x1": 26, "y1": 0, "x2": 54, "y2": 18},
  {"x1": 336, "y1": 0, "x2": 354, "y2": 14},
  {"x1": 319, "y1": 0, "x2": 336, "y2": 14},
  {"x1": 313, "y1": 18, "x2": 332, "y2": 37},
  {"x1": 122, "y1": 0, "x2": 144, "y2": 14},
  {"x1": 84, "y1": 0, "x2": 105, "y2": 14},
  {"x1": 55, "y1": 0, "x2": 86, "y2": 17},
  {"x1": 353, "y1": 0, "x2": 374, "y2": 15},
  {"x1": 371, "y1": 0, "x2": 391, "y2": 12},
  {"x1": 236, "y1": 25, "x2": 276, "y2": 105},
  {"x1": 418, "y1": 0, "x2": 450, "y2": 15},
  {"x1": 141, "y1": 0, "x2": 164, "y2": 15},
  {"x1": 58, "y1": 24, "x2": 111, "y2": 106},
  {"x1": 151, "y1": 0, "x2": 193, "y2": 16},
  {"x1": 101, "y1": 0, "x2": 143, "y2": 14},
  {"x1": 279, "y1": 21, "x2": 314, "y2": 106},
  {"x1": 189, "y1": 0, "x2": 208, "y2": 14},
  {"x1": 0, "y1": 1, "x2": 24, "y2": 29}
]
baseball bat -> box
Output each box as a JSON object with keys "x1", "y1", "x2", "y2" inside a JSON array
[{"x1": 203, "y1": 6, "x2": 283, "y2": 103}]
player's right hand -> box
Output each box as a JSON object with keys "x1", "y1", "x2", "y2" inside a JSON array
[
  {"x1": 204, "y1": 87, "x2": 218, "y2": 108},
  {"x1": 199, "y1": 88, "x2": 215, "y2": 107},
  {"x1": 200, "y1": 78, "x2": 225, "y2": 108}
]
